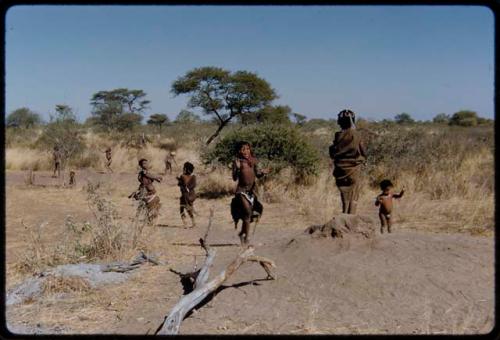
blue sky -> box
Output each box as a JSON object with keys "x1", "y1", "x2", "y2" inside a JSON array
[{"x1": 5, "y1": 5, "x2": 494, "y2": 122}]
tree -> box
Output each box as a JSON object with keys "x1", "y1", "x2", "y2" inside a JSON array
[
  {"x1": 240, "y1": 105, "x2": 292, "y2": 125},
  {"x1": 449, "y1": 110, "x2": 478, "y2": 127},
  {"x1": 174, "y1": 109, "x2": 202, "y2": 124},
  {"x1": 89, "y1": 88, "x2": 150, "y2": 131},
  {"x1": 147, "y1": 113, "x2": 170, "y2": 133},
  {"x1": 291, "y1": 113, "x2": 307, "y2": 126},
  {"x1": 202, "y1": 124, "x2": 319, "y2": 182},
  {"x1": 6, "y1": 107, "x2": 42, "y2": 128},
  {"x1": 394, "y1": 112, "x2": 415, "y2": 124},
  {"x1": 36, "y1": 105, "x2": 85, "y2": 170},
  {"x1": 172, "y1": 67, "x2": 277, "y2": 145},
  {"x1": 432, "y1": 113, "x2": 449, "y2": 124}
]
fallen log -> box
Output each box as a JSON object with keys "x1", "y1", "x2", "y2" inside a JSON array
[
  {"x1": 102, "y1": 251, "x2": 164, "y2": 273},
  {"x1": 155, "y1": 245, "x2": 275, "y2": 335}
]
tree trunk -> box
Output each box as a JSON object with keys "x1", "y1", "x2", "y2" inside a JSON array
[{"x1": 205, "y1": 118, "x2": 231, "y2": 145}]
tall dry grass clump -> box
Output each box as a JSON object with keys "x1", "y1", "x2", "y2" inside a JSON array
[
  {"x1": 6, "y1": 148, "x2": 52, "y2": 171},
  {"x1": 197, "y1": 167, "x2": 235, "y2": 199}
]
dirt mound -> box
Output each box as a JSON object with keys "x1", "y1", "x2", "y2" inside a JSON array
[
  {"x1": 175, "y1": 230, "x2": 493, "y2": 334},
  {"x1": 303, "y1": 213, "x2": 376, "y2": 238}
]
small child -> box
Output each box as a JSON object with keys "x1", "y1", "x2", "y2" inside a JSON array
[
  {"x1": 164, "y1": 151, "x2": 177, "y2": 175},
  {"x1": 177, "y1": 162, "x2": 197, "y2": 227},
  {"x1": 375, "y1": 179, "x2": 405, "y2": 234},
  {"x1": 129, "y1": 158, "x2": 163, "y2": 224},
  {"x1": 231, "y1": 141, "x2": 269, "y2": 246}
]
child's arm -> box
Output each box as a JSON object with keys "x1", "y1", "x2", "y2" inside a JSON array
[
  {"x1": 393, "y1": 189, "x2": 405, "y2": 199},
  {"x1": 232, "y1": 159, "x2": 240, "y2": 181},
  {"x1": 375, "y1": 195, "x2": 381, "y2": 206},
  {"x1": 146, "y1": 171, "x2": 163, "y2": 183},
  {"x1": 254, "y1": 163, "x2": 269, "y2": 178}
]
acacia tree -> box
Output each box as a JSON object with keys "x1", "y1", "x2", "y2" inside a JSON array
[
  {"x1": 6, "y1": 107, "x2": 42, "y2": 128},
  {"x1": 394, "y1": 112, "x2": 415, "y2": 124},
  {"x1": 174, "y1": 109, "x2": 202, "y2": 124},
  {"x1": 171, "y1": 67, "x2": 277, "y2": 145},
  {"x1": 89, "y1": 88, "x2": 149, "y2": 131},
  {"x1": 240, "y1": 105, "x2": 292, "y2": 125},
  {"x1": 147, "y1": 113, "x2": 170, "y2": 133}
]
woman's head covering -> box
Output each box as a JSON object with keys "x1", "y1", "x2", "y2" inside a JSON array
[{"x1": 337, "y1": 109, "x2": 356, "y2": 129}]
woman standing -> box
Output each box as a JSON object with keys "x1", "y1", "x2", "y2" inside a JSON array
[{"x1": 329, "y1": 109, "x2": 367, "y2": 214}]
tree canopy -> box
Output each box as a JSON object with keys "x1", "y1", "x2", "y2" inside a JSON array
[
  {"x1": 433, "y1": 113, "x2": 450, "y2": 124},
  {"x1": 147, "y1": 113, "x2": 170, "y2": 133},
  {"x1": 89, "y1": 88, "x2": 149, "y2": 131},
  {"x1": 172, "y1": 66, "x2": 277, "y2": 144},
  {"x1": 6, "y1": 107, "x2": 42, "y2": 128},
  {"x1": 174, "y1": 109, "x2": 202, "y2": 124},
  {"x1": 449, "y1": 110, "x2": 478, "y2": 127},
  {"x1": 240, "y1": 105, "x2": 292, "y2": 125},
  {"x1": 394, "y1": 112, "x2": 415, "y2": 124}
]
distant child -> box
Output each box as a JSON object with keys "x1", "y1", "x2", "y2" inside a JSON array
[
  {"x1": 164, "y1": 151, "x2": 177, "y2": 175},
  {"x1": 177, "y1": 162, "x2": 197, "y2": 227},
  {"x1": 104, "y1": 147, "x2": 113, "y2": 173},
  {"x1": 375, "y1": 179, "x2": 405, "y2": 234},
  {"x1": 231, "y1": 141, "x2": 269, "y2": 246},
  {"x1": 129, "y1": 158, "x2": 163, "y2": 224},
  {"x1": 68, "y1": 170, "x2": 76, "y2": 187},
  {"x1": 52, "y1": 146, "x2": 62, "y2": 178}
]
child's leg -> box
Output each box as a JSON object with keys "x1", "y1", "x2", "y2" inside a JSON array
[
  {"x1": 187, "y1": 202, "x2": 196, "y2": 227},
  {"x1": 238, "y1": 195, "x2": 253, "y2": 245},
  {"x1": 386, "y1": 215, "x2": 392, "y2": 233},
  {"x1": 379, "y1": 212, "x2": 387, "y2": 233},
  {"x1": 180, "y1": 198, "x2": 187, "y2": 225}
]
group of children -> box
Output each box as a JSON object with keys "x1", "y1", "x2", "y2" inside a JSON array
[
  {"x1": 48, "y1": 108, "x2": 404, "y2": 245},
  {"x1": 129, "y1": 141, "x2": 268, "y2": 245},
  {"x1": 129, "y1": 156, "x2": 197, "y2": 228}
]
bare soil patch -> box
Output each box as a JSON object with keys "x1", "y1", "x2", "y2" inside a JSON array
[{"x1": 5, "y1": 169, "x2": 494, "y2": 335}]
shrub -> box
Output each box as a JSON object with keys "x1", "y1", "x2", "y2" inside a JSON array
[
  {"x1": 449, "y1": 110, "x2": 478, "y2": 127},
  {"x1": 202, "y1": 124, "x2": 320, "y2": 183}
]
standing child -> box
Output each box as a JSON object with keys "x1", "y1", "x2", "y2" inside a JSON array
[
  {"x1": 129, "y1": 158, "x2": 163, "y2": 224},
  {"x1": 231, "y1": 141, "x2": 269, "y2": 246},
  {"x1": 177, "y1": 162, "x2": 197, "y2": 227},
  {"x1": 164, "y1": 151, "x2": 177, "y2": 175},
  {"x1": 375, "y1": 179, "x2": 405, "y2": 234},
  {"x1": 100, "y1": 147, "x2": 113, "y2": 173},
  {"x1": 52, "y1": 146, "x2": 62, "y2": 178}
]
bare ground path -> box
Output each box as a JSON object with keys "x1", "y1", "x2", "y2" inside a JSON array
[{"x1": 5, "y1": 170, "x2": 494, "y2": 335}]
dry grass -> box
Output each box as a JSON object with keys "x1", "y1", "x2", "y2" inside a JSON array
[
  {"x1": 6, "y1": 148, "x2": 51, "y2": 171},
  {"x1": 41, "y1": 275, "x2": 92, "y2": 295},
  {"x1": 198, "y1": 167, "x2": 235, "y2": 199}
]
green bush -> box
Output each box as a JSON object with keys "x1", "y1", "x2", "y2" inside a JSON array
[
  {"x1": 202, "y1": 124, "x2": 320, "y2": 183},
  {"x1": 449, "y1": 110, "x2": 478, "y2": 127}
]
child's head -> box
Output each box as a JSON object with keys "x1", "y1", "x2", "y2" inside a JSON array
[
  {"x1": 236, "y1": 141, "x2": 252, "y2": 158},
  {"x1": 337, "y1": 109, "x2": 356, "y2": 129},
  {"x1": 183, "y1": 162, "x2": 194, "y2": 175},
  {"x1": 54, "y1": 145, "x2": 59, "y2": 151},
  {"x1": 138, "y1": 158, "x2": 149, "y2": 170},
  {"x1": 106, "y1": 147, "x2": 111, "y2": 152},
  {"x1": 380, "y1": 179, "x2": 393, "y2": 193}
]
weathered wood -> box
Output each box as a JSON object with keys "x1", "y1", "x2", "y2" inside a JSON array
[{"x1": 155, "y1": 246, "x2": 275, "y2": 335}]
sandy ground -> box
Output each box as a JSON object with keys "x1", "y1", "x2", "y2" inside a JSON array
[{"x1": 4, "y1": 168, "x2": 494, "y2": 335}]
